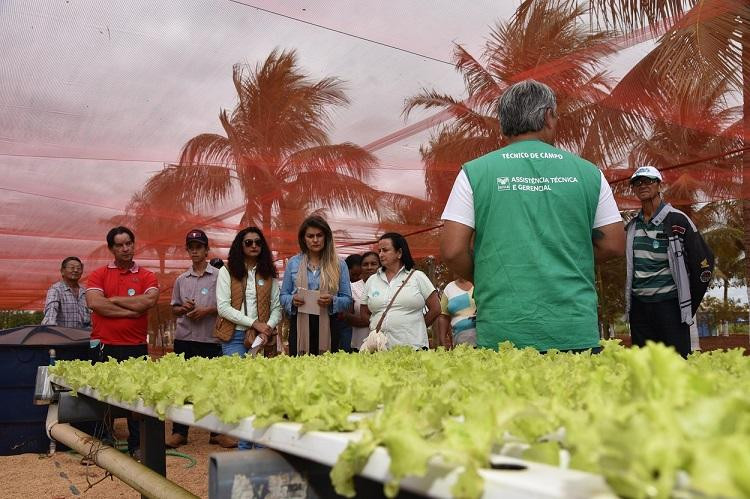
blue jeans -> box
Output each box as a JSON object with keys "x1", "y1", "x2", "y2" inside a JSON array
[
  {"x1": 221, "y1": 330, "x2": 249, "y2": 357},
  {"x1": 222, "y1": 330, "x2": 263, "y2": 450}
]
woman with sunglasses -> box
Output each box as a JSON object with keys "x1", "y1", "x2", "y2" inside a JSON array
[
  {"x1": 280, "y1": 215, "x2": 352, "y2": 356},
  {"x1": 216, "y1": 226, "x2": 281, "y2": 358}
]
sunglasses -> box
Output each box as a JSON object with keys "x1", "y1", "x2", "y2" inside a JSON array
[
  {"x1": 631, "y1": 177, "x2": 658, "y2": 187},
  {"x1": 243, "y1": 238, "x2": 262, "y2": 247}
]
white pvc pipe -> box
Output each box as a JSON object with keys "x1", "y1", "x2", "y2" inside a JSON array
[{"x1": 46, "y1": 405, "x2": 199, "y2": 499}]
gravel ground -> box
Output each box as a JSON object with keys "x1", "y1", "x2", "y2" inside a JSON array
[{"x1": 1, "y1": 420, "x2": 231, "y2": 498}]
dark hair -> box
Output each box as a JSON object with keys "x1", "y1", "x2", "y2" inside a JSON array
[
  {"x1": 209, "y1": 257, "x2": 224, "y2": 269},
  {"x1": 345, "y1": 254, "x2": 362, "y2": 269},
  {"x1": 227, "y1": 226, "x2": 277, "y2": 281},
  {"x1": 61, "y1": 256, "x2": 82, "y2": 270},
  {"x1": 106, "y1": 226, "x2": 135, "y2": 248},
  {"x1": 361, "y1": 251, "x2": 379, "y2": 263},
  {"x1": 379, "y1": 232, "x2": 415, "y2": 270}
]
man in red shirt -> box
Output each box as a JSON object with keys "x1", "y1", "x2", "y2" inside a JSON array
[{"x1": 86, "y1": 226, "x2": 159, "y2": 458}]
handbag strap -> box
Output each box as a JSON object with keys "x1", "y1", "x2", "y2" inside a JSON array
[{"x1": 375, "y1": 270, "x2": 415, "y2": 334}]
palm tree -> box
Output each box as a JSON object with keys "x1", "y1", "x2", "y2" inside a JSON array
[
  {"x1": 144, "y1": 48, "x2": 381, "y2": 240},
  {"x1": 98, "y1": 187, "x2": 195, "y2": 275},
  {"x1": 403, "y1": 0, "x2": 619, "y2": 215},
  {"x1": 624, "y1": 72, "x2": 743, "y2": 212},
  {"x1": 588, "y1": 0, "x2": 747, "y2": 94},
  {"x1": 701, "y1": 201, "x2": 745, "y2": 305},
  {"x1": 376, "y1": 194, "x2": 439, "y2": 259},
  {"x1": 588, "y1": 0, "x2": 750, "y2": 303}
]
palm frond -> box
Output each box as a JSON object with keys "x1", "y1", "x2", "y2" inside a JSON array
[
  {"x1": 279, "y1": 143, "x2": 377, "y2": 181},
  {"x1": 588, "y1": 0, "x2": 694, "y2": 32},
  {"x1": 403, "y1": 91, "x2": 468, "y2": 118},
  {"x1": 143, "y1": 163, "x2": 234, "y2": 209},
  {"x1": 282, "y1": 172, "x2": 384, "y2": 219},
  {"x1": 452, "y1": 44, "x2": 501, "y2": 109},
  {"x1": 651, "y1": 1, "x2": 749, "y2": 94},
  {"x1": 178, "y1": 132, "x2": 235, "y2": 167}
]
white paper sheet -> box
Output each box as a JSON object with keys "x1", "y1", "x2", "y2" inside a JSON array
[
  {"x1": 249, "y1": 335, "x2": 264, "y2": 356},
  {"x1": 296, "y1": 288, "x2": 321, "y2": 315}
]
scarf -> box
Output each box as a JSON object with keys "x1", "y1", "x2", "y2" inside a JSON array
[{"x1": 295, "y1": 253, "x2": 331, "y2": 354}]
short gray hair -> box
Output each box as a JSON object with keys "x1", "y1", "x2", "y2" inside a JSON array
[{"x1": 498, "y1": 80, "x2": 557, "y2": 137}]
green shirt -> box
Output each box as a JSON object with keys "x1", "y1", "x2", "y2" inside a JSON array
[{"x1": 464, "y1": 140, "x2": 602, "y2": 351}]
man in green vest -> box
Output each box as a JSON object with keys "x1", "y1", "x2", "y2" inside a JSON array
[{"x1": 440, "y1": 80, "x2": 624, "y2": 352}]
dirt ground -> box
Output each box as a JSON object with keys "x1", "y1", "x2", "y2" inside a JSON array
[{"x1": 2, "y1": 420, "x2": 225, "y2": 498}]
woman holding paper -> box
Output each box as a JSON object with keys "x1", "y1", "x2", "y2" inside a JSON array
[
  {"x1": 216, "y1": 226, "x2": 281, "y2": 358},
  {"x1": 360, "y1": 233, "x2": 440, "y2": 350},
  {"x1": 280, "y1": 215, "x2": 352, "y2": 356}
]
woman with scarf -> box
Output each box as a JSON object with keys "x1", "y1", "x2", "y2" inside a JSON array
[{"x1": 280, "y1": 215, "x2": 352, "y2": 355}]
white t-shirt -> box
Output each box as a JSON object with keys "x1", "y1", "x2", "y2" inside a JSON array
[
  {"x1": 363, "y1": 267, "x2": 436, "y2": 349},
  {"x1": 350, "y1": 279, "x2": 369, "y2": 350},
  {"x1": 441, "y1": 169, "x2": 621, "y2": 228}
]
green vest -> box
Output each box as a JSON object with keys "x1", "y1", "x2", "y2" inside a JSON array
[{"x1": 464, "y1": 140, "x2": 602, "y2": 351}]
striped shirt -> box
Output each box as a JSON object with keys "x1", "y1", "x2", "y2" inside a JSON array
[
  {"x1": 632, "y1": 211, "x2": 677, "y2": 301},
  {"x1": 439, "y1": 281, "x2": 477, "y2": 346},
  {"x1": 42, "y1": 281, "x2": 91, "y2": 328}
]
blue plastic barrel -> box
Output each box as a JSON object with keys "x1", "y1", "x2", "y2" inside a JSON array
[{"x1": 0, "y1": 325, "x2": 91, "y2": 455}]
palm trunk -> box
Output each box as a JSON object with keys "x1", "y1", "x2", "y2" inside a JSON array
[
  {"x1": 262, "y1": 202, "x2": 272, "y2": 234},
  {"x1": 158, "y1": 248, "x2": 166, "y2": 275},
  {"x1": 743, "y1": 32, "x2": 750, "y2": 338}
]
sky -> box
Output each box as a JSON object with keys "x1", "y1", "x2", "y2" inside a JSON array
[
  {"x1": 0, "y1": 0, "x2": 519, "y2": 196},
  {"x1": 5, "y1": 0, "x2": 737, "y2": 307}
]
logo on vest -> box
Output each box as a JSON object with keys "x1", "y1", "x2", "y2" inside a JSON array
[
  {"x1": 496, "y1": 177, "x2": 510, "y2": 191},
  {"x1": 495, "y1": 175, "x2": 579, "y2": 193}
]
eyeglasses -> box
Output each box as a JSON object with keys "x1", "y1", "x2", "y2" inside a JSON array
[
  {"x1": 631, "y1": 177, "x2": 658, "y2": 187},
  {"x1": 243, "y1": 239, "x2": 262, "y2": 247}
]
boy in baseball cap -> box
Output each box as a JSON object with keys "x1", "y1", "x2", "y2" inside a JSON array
[{"x1": 166, "y1": 229, "x2": 237, "y2": 448}]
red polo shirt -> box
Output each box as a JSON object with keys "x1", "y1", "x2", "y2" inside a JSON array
[{"x1": 87, "y1": 262, "x2": 159, "y2": 345}]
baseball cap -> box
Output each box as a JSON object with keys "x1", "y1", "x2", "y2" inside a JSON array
[
  {"x1": 630, "y1": 166, "x2": 662, "y2": 183},
  {"x1": 186, "y1": 229, "x2": 209, "y2": 246}
]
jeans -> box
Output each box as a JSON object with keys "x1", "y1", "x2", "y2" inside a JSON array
[
  {"x1": 331, "y1": 315, "x2": 352, "y2": 352},
  {"x1": 221, "y1": 330, "x2": 261, "y2": 450},
  {"x1": 221, "y1": 330, "x2": 249, "y2": 357}
]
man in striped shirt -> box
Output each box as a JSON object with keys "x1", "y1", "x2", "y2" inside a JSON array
[{"x1": 625, "y1": 166, "x2": 713, "y2": 357}]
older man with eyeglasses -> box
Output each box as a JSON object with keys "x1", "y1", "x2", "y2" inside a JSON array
[
  {"x1": 42, "y1": 256, "x2": 91, "y2": 328},
  {"x1": 625, "y1": 166, "x2": 714, "y2": 358}
]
